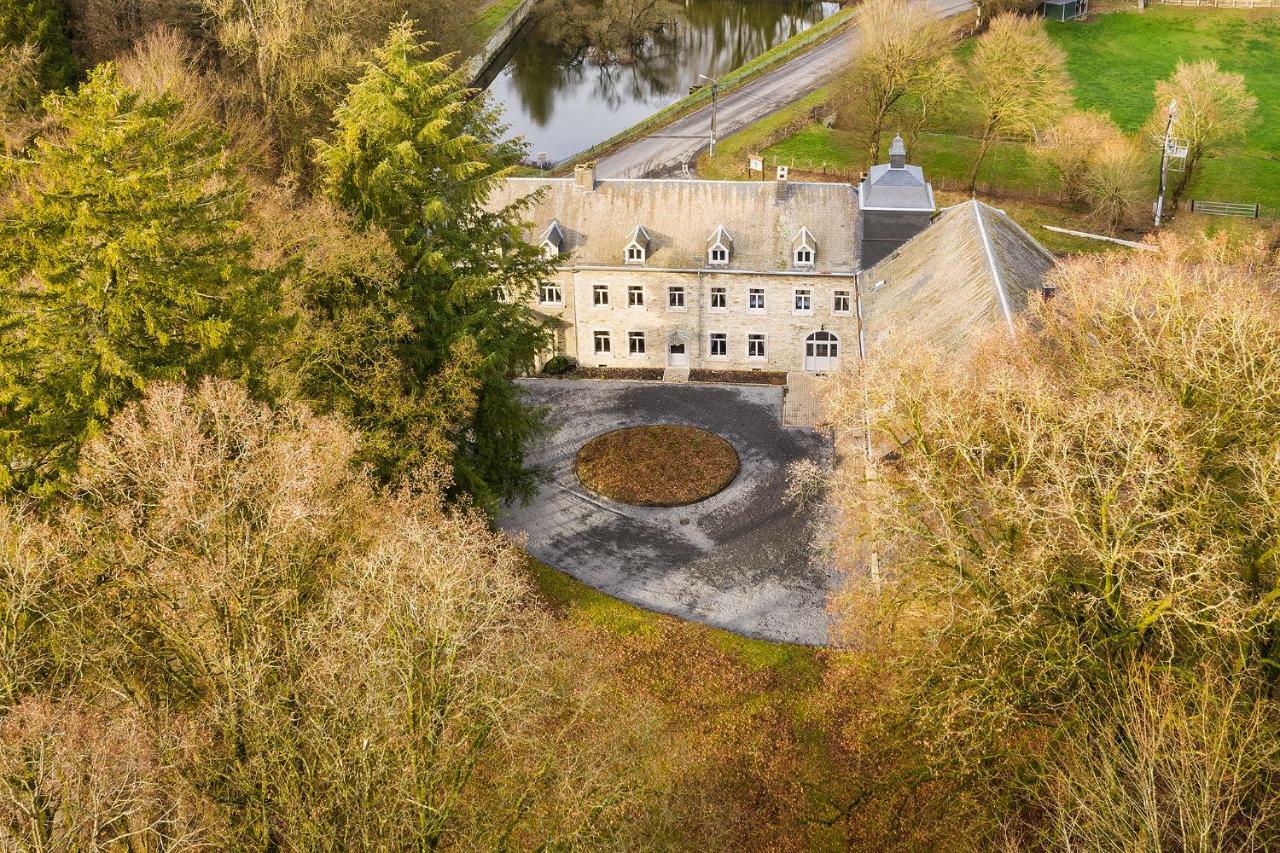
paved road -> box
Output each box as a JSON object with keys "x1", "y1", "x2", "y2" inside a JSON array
[
  {"x1": 595, "y1": 0, "x2": 975, "y2": 179},
  {"x1": 499, "y1": 379, "x2": 836, "y2": 644}
]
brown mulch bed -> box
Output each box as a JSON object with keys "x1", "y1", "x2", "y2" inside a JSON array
[
  {"x1": 570, "y1": 367, "x2": 665, "y2": 381},
  {"x1": 689, "y1": 369, "x2": 788, "y2": 386},
  {"x1": 576, "y1": 425, "x2": 740, "y2": 507}
]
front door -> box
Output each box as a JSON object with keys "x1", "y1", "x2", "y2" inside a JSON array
[
  {"x1": 803, "y1": 332, "x2": 839, "y2": 372},
  {"x1": 668, "y1": 342, "x2": 688, "y2": 367}
]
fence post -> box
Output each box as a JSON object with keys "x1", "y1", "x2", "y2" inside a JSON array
[{"x1": 1254, "y1": 203, "x2": 1260, "y2": 218}]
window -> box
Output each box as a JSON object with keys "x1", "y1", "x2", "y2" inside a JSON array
[
  {"x1": 708, "y1": 245, "x2": 728, "y2": 265},
  {"x1": 625, "y1": 244, "x2": 645, "y2": 264},
  {"x1": 539, "y1": 282, "x2": 562, "y2": 305},
  {"x1": 593, "y1": 330, "x2": 611, "y2": 354},
  {"x1": 709, "y1": 332, "x2": 727, "y2": 358},
  {"x1": 793, "y1": 288, "x2": 812, "y2": 314},
  {"x1": 834, "y1": 290, "x2": 851, "y2": 314},
  {"x1": 593, "y1": 284, "x2": 609, "y2": 307},
  {"x1": 628, "y1": 285, "x2": 644, "y2": 307},
  {"x1": 628, "y1": 331, "x2": 646, "y2": 356},
  {"x1": 748, "y1": 288, "x2": 765, "y2": 312},
  {"x1": 710, "y1": 287, "x2": 727, "y2": 311},
  {"x1": 794, "y1": 245, "x2": 814, "y2": 266},
  {"x1": 542, "y1": 242, "x2": 559, "y2": 259},
  {"x1": 747, "y1": 334, "x2": 766, "y2": 360},
  {"x1": 668, "y1": 285, "x2": 686, "y2": 310}
]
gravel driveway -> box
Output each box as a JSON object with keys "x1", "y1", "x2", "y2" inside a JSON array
[{"x1": 499, "y1": 379, "x2": 836, "y2": 644}]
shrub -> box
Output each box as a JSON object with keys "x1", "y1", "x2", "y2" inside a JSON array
[{"x1": 541, "y1": 355, "x2": 576, "y2": 375}]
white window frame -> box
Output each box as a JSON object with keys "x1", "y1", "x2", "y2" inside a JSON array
[
  {"x1": 628, "y1": 331, "x2": 646, "y2": 357},
  {"x1": 593, "y1": 330, "x2": 611, "y2": 355},
  {"x1": 709, "y1": 286, "x2": 727, "y2": 312},
  {"x1": 793, "y1": 288, "x2": 813, "y2": 316},
  {"x1": 592, "y1": 284, "x2": 609, "y2": 307},
  {"x1": 539, "y1": 282, "x2": 563, "y2": 306},
  {"x1": 667, "y1": 285, "x2": 686, "y2": 312},
  {"x1": 708, "y1": 244, "x2": 729, "y2": 266},
  {"x1": 709, "y1": 332, "x2": 728, "y2": 359},
  {"x1": 627, "y1": 284, "x2": 644, "y2": 307},
  {"x1": 833, "y1": 290, "x2": 851, "y2": 315},
  {"x1": 625, "y1": 243, "x2": 646, "y2": 264},
  {"x1": 793, "y1": 245, "x2": 815, "y2": 267},
  {"x1": 747, "y1": 288, "x2": 766, "y2": 314},
  {"x1": 747, "y1": 333, "x2": 767, "y2": 361},
  {"x1": 541, "y1": 241, "x2": 559, "y2": 259}
]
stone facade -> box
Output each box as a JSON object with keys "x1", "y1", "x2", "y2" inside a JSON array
[
  {"x1": 539, "y1": 268, "x2": 857, "y2": 372},
  {"x1": 489, "y1": 167, "x2": 865, "y2": 373}
]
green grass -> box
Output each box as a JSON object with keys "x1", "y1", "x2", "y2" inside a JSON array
[
  {"x1": 523, "y1": 556, "x2": 819, "y2": 675},
  {"x1": 1047, "y1": 8, "x2": 1280, "y2": 205},
  {"x1": 471, "y1": 0, "x2": 525, "y2": 42}
]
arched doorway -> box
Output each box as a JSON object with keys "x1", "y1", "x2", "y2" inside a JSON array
[
  {"x1": 667, "y1": 331, "x2": 689, "y2": 367},
  {"x1": 803, "y1": 331, "x2": 839, "y2": 372}
]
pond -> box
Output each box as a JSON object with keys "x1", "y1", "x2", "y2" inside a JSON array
[{"x1": 481, "y1": 0, "x2": 840, "y2": 164}]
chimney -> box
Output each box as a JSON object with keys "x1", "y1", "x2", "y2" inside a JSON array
[
  {"x1": 574, "y1": 162, "x2": 596, "y2": 192},
  {"x1": 889, "y1": 134, "x2": 907, "y2": 169},
  {"x1": 775, "y1": 164, "x2": 789, "y2": 199}
]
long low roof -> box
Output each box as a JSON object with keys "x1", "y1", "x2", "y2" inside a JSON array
[
  {"x1": 860, "y1": 200, "x2": 1056, "y2": 353},
  {"x1": 488, "y1": 177, "x2": 861, "y2": 273}
]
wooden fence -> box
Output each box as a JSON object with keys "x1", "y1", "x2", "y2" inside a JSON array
[{"x1": 1159, "y1": 0, "x2": 1279, "y2": 8}]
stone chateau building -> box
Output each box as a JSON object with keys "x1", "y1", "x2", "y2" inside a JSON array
[{"x1": 490, "y1": 137, "x2": 1053, "y2": 374}]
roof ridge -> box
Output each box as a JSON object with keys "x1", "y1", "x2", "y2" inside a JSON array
[{"x1": 971, "y1": 202, "x2": 1016, "y2": 335}]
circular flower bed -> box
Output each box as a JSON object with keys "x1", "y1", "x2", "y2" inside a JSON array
[{"x1": 576, "y1": 425, "x2": 740, "y2": 507}]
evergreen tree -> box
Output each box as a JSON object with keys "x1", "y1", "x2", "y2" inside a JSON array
[
  {"x1": 0, "y1": 0, "x2": 76, "y2": 91},
  {"x1": 317, "y1": 23, "x2": 555, "y2": 511},
  {"x1": 0, "y1": 65, "x2": 279, "y2": 495}
]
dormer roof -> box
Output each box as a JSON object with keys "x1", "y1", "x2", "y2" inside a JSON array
[
  {"x1": 706, "y1": 224, "x2": 733, "y2": 246},
  {"x1": 791, "y1": 226, "x2": 817, "y2": 248},
  {"x1": 540, "y1": 218, "x2": 565, "y2": 248},
  {"x1": 626, "y1": 224, "x2": 651, "y2": 249}
]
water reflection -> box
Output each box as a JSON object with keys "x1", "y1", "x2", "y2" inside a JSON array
[{"x1": 484, "y1": 0, "x2": 839, "y2": 162}]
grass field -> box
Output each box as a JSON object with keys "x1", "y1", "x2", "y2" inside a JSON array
[
  {"x1": 704, "y1": 7, "x2": 1280, "y2": 221},
  {"x1": 470, "y1": 0, "x2": 524, "y2": 43}
]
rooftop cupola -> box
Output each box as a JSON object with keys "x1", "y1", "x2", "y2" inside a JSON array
[{"x1": 889, "y1": 135, "x2": 907, "y2": 170}]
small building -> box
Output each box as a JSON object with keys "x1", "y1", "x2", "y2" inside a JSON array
[
  {"x1": 857, "y1": 135, "x2": 936, "y2": 268},
  {"x1": 1041, "y1": 0, "x2": 1086, "y2": 22}
]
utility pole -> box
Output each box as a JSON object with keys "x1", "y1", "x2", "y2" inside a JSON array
[
  {"x1": 698, "y1": 73, "x2": 719, "y2": 157},
  {"x1": 1154, "y1": 99, "x2": 1177, "y2": 228}
]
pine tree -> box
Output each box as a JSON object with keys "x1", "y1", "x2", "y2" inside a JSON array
[
  {"x1": 0, "y1": 65, "x2": 279, "y2": 495},
  {"x1": 317, "y1": 23, "x2": 555, "y2": 511}
]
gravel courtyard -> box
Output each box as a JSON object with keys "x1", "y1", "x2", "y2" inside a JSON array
[{"x1": 499, "y1": 379, "x2": 837, "y2": 644}]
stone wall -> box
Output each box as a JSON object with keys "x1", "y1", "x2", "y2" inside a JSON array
[{"x1": 530, "y1": 268, "x2": 859, "y2": 372}]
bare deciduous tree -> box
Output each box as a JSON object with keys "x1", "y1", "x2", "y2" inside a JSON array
[
  {"x1": 967, "y1": 14, "x2": 1071, "y2": 191},
  {"x1": 1035, "y1": 110, "x2": 1146, "y2": 231},
  {"x1": 1144, "y1": 59, "x2": 1258, "y2": 207},
  {"x1": 838, "y1": 0, "x2": 958, "y2": 166}
]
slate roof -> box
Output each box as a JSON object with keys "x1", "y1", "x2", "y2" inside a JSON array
[
  {"x1": 488, "y1": 177, "x2": 861, "y2": 273},
  {"x1": 860, "y1": 200, "x2": 1056, "y2": 353},
  {"x1": 858, "y1": 163, "x2": 935, "y2": 211}
]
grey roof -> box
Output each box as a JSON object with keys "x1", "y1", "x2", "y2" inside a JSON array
[
  {"x1": 539, "y1": 219, "x2": 565, "y2": 247},
  {"x1": 488, "y1": 177, "x2": 860, "y2": 273},
  {"x1": 860, "y1": 200, "x2": 1056, "y2": 353},
  {"x1": 858, "y1": 162, "x2": 935, "y2": 211}
]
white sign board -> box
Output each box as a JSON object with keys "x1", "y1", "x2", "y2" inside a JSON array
[{"x1": 749, "y1": 156, "x2": 763, "y2": 172}]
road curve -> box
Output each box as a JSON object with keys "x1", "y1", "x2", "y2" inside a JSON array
[{"x1": 595, "y1": 0, "x2": 975, "y2": 179}]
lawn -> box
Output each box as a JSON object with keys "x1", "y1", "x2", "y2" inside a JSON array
[
  {"x1": 703, "y1": 7, "x2": 1280, "y2": 219},
  {"x1": 1048, "y1": 7, "x2": 1280, "y2": 205},
  {"x1": 470, "y1": 0, "x2": 524, "y2": 43}
]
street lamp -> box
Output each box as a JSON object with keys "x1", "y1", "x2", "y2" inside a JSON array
[{"x1": 698, "y1": 73, "x2": 719, "y2": 157}]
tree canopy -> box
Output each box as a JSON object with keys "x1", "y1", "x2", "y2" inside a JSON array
[
  {"x1": 317, "y1": 24, "x2": 556, "y2": 509},
  {"x1": 0, "y1": 66, "x2": 279, "y2": 496}
]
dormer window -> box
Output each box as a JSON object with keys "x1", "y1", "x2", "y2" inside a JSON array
[
  {"x1": 539, "y1": 219, "x2": 565, "y2": 259},
  {"x1": 706, "y1": 224, "x2": 733, "y2": 266},
  {"x1": 791, "y1": 226, "x2": 817, "y2": 268},
  {"x1": 624, "y1": 224, "x2": 651, "y2": 265}
]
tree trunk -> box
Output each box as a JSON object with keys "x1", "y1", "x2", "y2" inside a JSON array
[{"x1": 968, "y1": 119, "x2": 997, "y2": 193}]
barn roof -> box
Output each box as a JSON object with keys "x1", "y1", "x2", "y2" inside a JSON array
[
  {"x1": 860, "y1": 200, "x2": 1056, "y2": 353},
  {"x1": 488, "y1": 176, "x2": 861, "y2": 273}
]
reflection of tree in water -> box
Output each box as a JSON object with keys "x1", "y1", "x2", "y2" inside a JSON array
[{"x1": 495, "y1": 0, "x2": 836, "y2": 152}]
